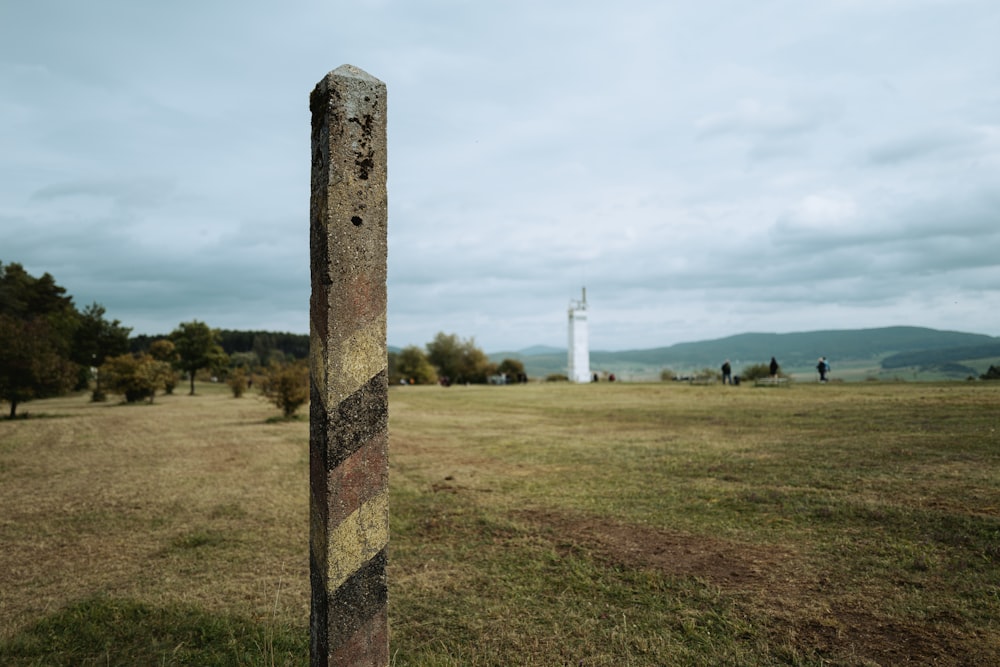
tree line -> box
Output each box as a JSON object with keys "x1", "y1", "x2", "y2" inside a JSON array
[
  {"x1": 0, "y1": 262, "x2": 307, "y2": 418},
  {"x1": 1, "y1": 261, "x2": 528, "y2": 419},
  {"x1": 390, "y1": 332, "x2": 526, "y2": 386},
  {"x1": 131, "y1": 329, "x2": 309, "y2": 366}
]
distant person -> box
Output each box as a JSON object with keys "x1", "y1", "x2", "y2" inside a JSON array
[
  {"x1": 721, "y1": 360, "x2": 732, "y2": 385},
  {"x1": 817, "y1": 357, "x2": 829, "y2": 383},
  {"x1": 593, "y1": 373, "x2": 599, "y2": 382},
  {"x1": 769, "y1": 357, "x2": 779, "y2": 378}
]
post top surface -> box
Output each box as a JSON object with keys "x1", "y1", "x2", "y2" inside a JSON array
[{"x1": 329, "y1": 64, "x2": 383, "y2": 85}]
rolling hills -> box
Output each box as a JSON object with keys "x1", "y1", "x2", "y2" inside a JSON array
[{"x1": 489, "y1": 326, "x2": 1000, "y2": 381}]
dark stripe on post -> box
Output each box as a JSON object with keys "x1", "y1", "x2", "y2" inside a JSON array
[{"x1": 328, "y1": 549, "x2": 389, "y2": 656}]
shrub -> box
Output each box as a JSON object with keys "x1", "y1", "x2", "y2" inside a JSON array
[
  {"x1": 102, "y1": 353, "x2": 174, "y2": 403},
  {"x1": 981, "y1": 365, "x2": 1000, "y2": 380},
  {"x1": 148, "y1": 339, "x2": 180, "y2": 394},
  {"x1": 426, "y1": 332, "x2": 495, "y2": 384},
  {"x1": 227, "y1": 368, "x2": 248, "y2": 398},
  {"x1": 497, "y1": 358, "x2": 527, "y2": 383},
  {"x1": 393, "y1": 345, "x2": 437, "y2": 385},
  {"x1": 259, "y1": 361, "x2": 309, "y2": 418},
  {"x1": 740, "y1": 363, "x2": 774, "y2": 382}
]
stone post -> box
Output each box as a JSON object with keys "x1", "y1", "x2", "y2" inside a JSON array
[{"x1": 309, "y1": 65, "x2": 389, "y2": 667}]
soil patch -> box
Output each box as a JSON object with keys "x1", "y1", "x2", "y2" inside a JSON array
[
  {"x1": 515, "y1": 508, "x2": 983, "y2": 666},
  {"x1": 516, "y1": 508, "x2": 791, "y2": 591}
]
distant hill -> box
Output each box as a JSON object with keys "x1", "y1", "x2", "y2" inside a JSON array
[
  {"x1": 489, "y1": 327, "x2": 1000, "y2": 381},
  {"x1": 515, "y1": 344, "x2": 564, "y2": 356},
  {"x1": 881, "y1": 343, "x2": 1000, "y2": 369},
  {"x1": 607, "y1": 327, "x2": 998, "y2": 368}
]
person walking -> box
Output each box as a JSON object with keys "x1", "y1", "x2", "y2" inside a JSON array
[
  {"x1": 721, "y1": 360, "x2": 732, "y2": 385},
  {"x1": 817, "y1": 357, "x2": 827, "y2": 382},
  {"x1": 769, "y1": 357, "x2": 779, "y2": 378}
]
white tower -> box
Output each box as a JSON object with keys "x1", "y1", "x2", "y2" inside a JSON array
[{"x1": 567, "y1": 287, "x2": 590, "y2": 383}]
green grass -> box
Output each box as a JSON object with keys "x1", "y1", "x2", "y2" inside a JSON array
[
  {"x1": 1, "y1": 381, "x2": 999, "y2": 665},
  {"x1": 387, "y1": 381, "x2": 1000, "y2": 665},
  {"x1": 1, "y1": 597, "x2": 305, "y2": 667}
]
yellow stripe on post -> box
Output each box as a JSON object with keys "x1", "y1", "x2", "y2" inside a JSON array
[
  {"x1": 326, "y1": 313, "x2": 387, "y2": 404},
  {"x1": 327, "y1": 491, "x2": 390, "y2": 591}
]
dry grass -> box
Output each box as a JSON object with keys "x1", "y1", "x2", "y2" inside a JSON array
[
  {"x1": 388, "y1": 381, "x2": 1000, "y2": 665},
  {"x1": 0, "y1": 384, "x2": 310, "y2": 654},
  {"x1": 2, "y1": 380, "x2": 999, "y2": 665}
]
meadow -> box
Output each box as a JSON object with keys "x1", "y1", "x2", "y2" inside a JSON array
[{"x1": 1, "y1": 380, "x2": 998, "y2": 665}]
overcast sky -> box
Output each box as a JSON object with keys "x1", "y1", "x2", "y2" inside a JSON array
[{"x1": 2, "y1": 1, "x2": 998, "y2": 352}]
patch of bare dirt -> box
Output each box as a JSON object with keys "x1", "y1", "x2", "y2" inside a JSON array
[
  {"x1": 514, "y1": 508, "x2": 990, "y2": 666},
  {"x1": 787, "y1": 612, "x2": 978, "y2": 667},
  {"x1": 517, "y1": 508, "x2": 791, "y2": 591}
]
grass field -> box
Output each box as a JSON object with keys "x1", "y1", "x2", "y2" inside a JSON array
[{"x1": 1, "y1": 380, "x2": 998, "y2": 665}]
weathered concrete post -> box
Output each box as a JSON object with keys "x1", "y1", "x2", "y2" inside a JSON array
[{"x1": 309, "y1": 65, "x2": 389, "y2": 666}]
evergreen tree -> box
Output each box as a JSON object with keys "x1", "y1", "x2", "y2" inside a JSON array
[
  {"x1": 0, "y1": 262, "x2": 79, "y2": 417},
  {"x1": 73, "y1": 302, "x2": 132, "y2": 401},
  {"x1": 170, "y1": 321, "x2": 227, "y2": 395}
]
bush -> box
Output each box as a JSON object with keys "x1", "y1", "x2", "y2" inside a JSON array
[
  {"x1": 426, "y1": 332, "x2": 495, "y2": 384},
  {"x1": 393, "y1": 346, "x2": 437, "y2": 385},
  {"x1": 227, "y1": 368, "x2": 248, "y2": 398},
  {"x1": 497, "y1": 358, "x2": 527, "y2": 383},
  {"x1": 102, "y1": 353, "x2": 174, "y2": 404},
  {"x1": 148, "y1": 339, "x2": 180, "y2": 394},
  {"x1": 981, "y1": 365, "x2": 1000, "y2": 380},
  {"x1": 740, "y1": 363, "x2": 774, "y2": 382},
  {"x1": 259, "y1": 361, "x2": 309, "y2": 418}
]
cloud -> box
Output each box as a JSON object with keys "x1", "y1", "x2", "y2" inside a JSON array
[
  {"x1": 773, "y1": 185, "x2": 999, "y2": 247},
  {"x1": 696, "y1": 98, "x2": 826, "y2": 140},
  {"x1": 865, "y1": 127, "x2": 988, "y2": 166},
  {"x1": 2, "y1": 0, "x2": 999, "y2": 352}
]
